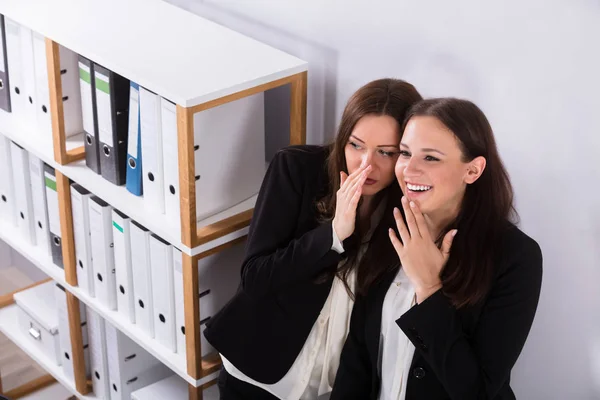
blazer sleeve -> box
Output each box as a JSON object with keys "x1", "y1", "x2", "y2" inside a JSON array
[
  {"x1": 397, "y1": 234, "x2": 543, "y2": 399},
  {"x1": 240, "y1": 149, "x2": 343, "y2": 298},
  {"x1": 330, "y1": 294, "x2": 373, "y2": 400}
]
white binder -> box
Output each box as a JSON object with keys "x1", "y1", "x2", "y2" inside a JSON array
[
  {"x1": 105, "y1": 322, "x2": 163, "y2": 400},
  {"x1": 149, "y1": 234, "x2": 175, "y2": 352},
  {"x1": 112, "y1": 209, "x2": 135, "y2": 323},
  {"x1": 32, "y1": 32, "x2": 83, "y2": 140},
  {"x1": 173, "y1": 247, "x2": 214, "y2": 358},
  {"x1": 18, "y1": 24, "x2": 36, "y2": 132},
  {"x1": 71, "y1": 183, "x2": 94, "y2": 296},
  {"x1": 109, "y1": 361, "x2": 172, "y2": 400},
  {"x1": 130, "y1": 221, "x2": 154, "y2": 338},
  {"x1": 0, "y1": 133, "x2": 15, "y2": 226},
  {"x1": 4, "y1": 18, "x2": 26, "y2": 119},
  {"x1": 139, "y1": 87, "x2": 164, "y2": 214},
  {"x1": 55, "y1": 284, "x2": 90, "y2": 383},
  {"x1": 88, "y1": 307, "x2": 109, "y2": 399},
  {"x1": 10, "y1": 142, "x2": 36, "y2": 244},
  {"x1": 28, "y1": 154, "x2": 50, "y2": 256},
  {"x1": 89, "y1": 196, "x2": 117, "y2": 310}
]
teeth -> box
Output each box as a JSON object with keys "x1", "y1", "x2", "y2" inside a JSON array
[{"x1": 407, "y1": 183, "x2": 432, "y2": 192}]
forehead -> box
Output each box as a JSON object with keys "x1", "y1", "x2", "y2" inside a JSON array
[
  {"x1": 352, "y1": 114, "x2": 400, "y2": 143},
  {"x1": 402, "y1": 116, "x2": 459, "y2": 150}
]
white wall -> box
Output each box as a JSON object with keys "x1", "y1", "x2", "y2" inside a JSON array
[{"x1": 166, "y1": 0, "x2": 600, "y2": 398}]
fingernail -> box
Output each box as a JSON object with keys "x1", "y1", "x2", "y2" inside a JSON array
[
  {"x1": 401, "y1": 196, "x2": 407, "y2": 203},
  {"x1": 452, "y1": 229, "x2": 458, "y2": 237},
  {"x1": 409, "y1": 201, "x2": 415, "y2": 208},
  {"x1": 393, "y1": 207, "x2": 399, "y2": 215}
]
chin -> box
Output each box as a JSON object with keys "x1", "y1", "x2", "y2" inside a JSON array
[{"x1": 361, "y1": 185, "x2": 384, "y2": 197}]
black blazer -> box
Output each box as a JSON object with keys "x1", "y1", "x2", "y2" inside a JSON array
[
  {"x1": 204, "y1": 145, "x2": 344, "y2": 384},
  {"x1": 331, "y1": 224, "x2": 543, "y2": 400}
]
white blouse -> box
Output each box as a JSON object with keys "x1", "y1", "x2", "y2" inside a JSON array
[{"x1": 378, "y1": 268, "x2": 416, "y2": 400}]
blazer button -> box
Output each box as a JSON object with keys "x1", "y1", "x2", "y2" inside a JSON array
[{"x1": 413, "y1": 367, "x2": 426, "y2": 379}]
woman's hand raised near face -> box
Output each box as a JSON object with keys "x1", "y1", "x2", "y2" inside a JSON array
[{"x1": 333, "y1": 164, "x2": 371, "y2": 242}]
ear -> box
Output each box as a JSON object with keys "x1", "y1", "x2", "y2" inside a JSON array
[{"x1": 464, "y1": 156, "x2": 486, "y2": 184}]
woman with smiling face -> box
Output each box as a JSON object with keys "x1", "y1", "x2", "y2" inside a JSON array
[
  {"x1": 204, "y1": 79, "x2": 422, "y2": 400},
  {"x1": 330, "y1": 98, "x2": 543, "y2": 400}
]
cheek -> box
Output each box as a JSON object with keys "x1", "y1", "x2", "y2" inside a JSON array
[
  {"x1": 395, "y1": 160, "x2": 407, "y2": 181},
  {"x1": 344, "y1": 148, "x2": 361, "y2": 174}
]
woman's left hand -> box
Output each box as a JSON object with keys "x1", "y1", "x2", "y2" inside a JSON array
[{"x1": 389, "y1": 196, "x2": 457, "y2": 303}]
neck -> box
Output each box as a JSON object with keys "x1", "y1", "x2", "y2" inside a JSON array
[{"x1": 423, "y1": 200, "x2": 461, "y2": 241}]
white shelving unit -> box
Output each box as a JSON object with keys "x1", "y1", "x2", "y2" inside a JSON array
[{"x1": 0, "y1": 0, "x2": 307, "y2": 397}]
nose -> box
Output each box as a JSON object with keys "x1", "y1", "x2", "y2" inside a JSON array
[
  {"x1": 360, "y1": 151, "x2": 374, "y2": 169},
  {"x1": 403, "y1": 157, "x2": 421, "y2": 177}
]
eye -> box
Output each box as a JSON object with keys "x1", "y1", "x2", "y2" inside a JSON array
[
  {"x1": 378, "y1": 149, "x2": 398, "y2": 157},
  {"x1": 399, "y1": 150, "x2": 411, "y2": 157},
  {"x1": 425, "y1": 155, "x2": 440, "y2": 162},
  {"x1": 348, "y1": 141, "x2": 361, "y2": 150}
]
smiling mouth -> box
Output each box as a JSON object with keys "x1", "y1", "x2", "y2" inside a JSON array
[{"x1": 406, "y1": 183, "x2": 432, "y2": 192}]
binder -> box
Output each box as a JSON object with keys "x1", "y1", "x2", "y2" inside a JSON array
[
  {"x1": 0, "y1": 133, "x2": 15, "y2": 225},
  {"x1": 18, "y1": 24, "x2": 36, "y2": 131},
  {"x1": 4, "y1": 18, "x2": 23, "y2": 117},
  {"x1": 88, "y1": 307, "x2": 109, "y2": 399},
  {"x1": 130, "y1": 221, "x2": 154, "y2": 338},
  {"x1": 93, "y1": 63, "x2": 129, "y2": 185},
  {"x1": 79, "y1": 56, "x2": 100, "y2": 174},
  {"x1": 173, "y1": 247, "x2": 213, "y2": 358},
  {"x1": 89, "y1": 196, "x2": 117, "y2": 310},
  {"x1": 32, "y1": 34, "x2": 82, "y2": 140},
  {"x1": 109, "y1": 361, "x2": 171, "y2": 400},
  {"x1": 71, "y1": 183, "x2": 94, "y2": 296},
  {"x1": 112, "y1": 209, "x2": 135, "y2": 323},
  {"x1": 159, "y1": 98, "x2": 181, "y2": 234},
  {"x1": 55, "y1": 284, "x2": 90, "y2": 382},
  {"x1": 149, "y1": 234, "x2": 175, "y2": 352},
  {"x1": 139, "y1": 87, "x2": 164, "y2": 214},
  {"x1": 0, "y1": 15, "x2": 12, "y2": 112},
  {"x1": 43, "y1": 164, "x2": 63, "y2": 268},
  {"x1": 28, "y1": 154, "x2": 50, "y2": 256},
  {"x1": 125, "y1": 81, "x2": 142, "y2": 196},
  {"x1": 11, "y1": 142, "x2": 35, "y2": 244},
  {"x1": 105, "y1": 322, "x2": 164, "y2": 400}
]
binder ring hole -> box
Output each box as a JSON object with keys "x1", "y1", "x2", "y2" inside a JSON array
[
  {"x1": 159, "y1": 314, "x2": 166, "y2": 323},
  {"x1": 1, "y1": 195, "x2": 5, "y2": 202},
  {"x1": 103, "y1": 145, "x2": 110, "y2": 156},
  {"x1": 148, "y1": 172, "x2": 154, "y2": 182},
  {"x1": 128, "y1": 158, "x2": 136, "y2": 169},
  {"x1": 20, "y1": 212, "x2": 24, "y2": 219},
  {"x1": 86, "y1": 134, "x2": 93, "y2": 145},
  {"x1": 53, "y1": 237, "x2": 61, "y2": 246},
  {"x1": 64, "y1": 352, "x2": 70, "y2": 360},
  {"x1": 42, "y1": 105, "x2": 47, "y2": 113},
  {"x1": 169, "y1": 185, "x2": 175, "y2": 195},
  {"x1": 14, "y1": 87, "x2": 20, "y2": 95},
  {"x1": 29, "y1": 96, "x2": 32, "y2": 104},
  {"x1": 119, "y1": 285, "x2": 125, "y2": 294},
  {"x1": 181, "y1": 326, "x2": 185, "y2": 335},
  {"x1": 95, "y1": 371, "x2": 100, "y2": 380},
  {"x1": 138, "y1": 299, "x2": 144, "y2": 308},
  {"x1": 97, "y1": 273, "x2": 103, "y2": 282},
  {"x1": 0, "y1": 79, "x2": 3, "y2": 89},
  {"x1": 38, "y1": 221, "x2": 42, "y2": 229},
  {"x1": 113, "y1": 384, "x2": 117, "y2": 392},
  {"x1": 79, "y1": 260, "x2": 83, "y2": 268}
]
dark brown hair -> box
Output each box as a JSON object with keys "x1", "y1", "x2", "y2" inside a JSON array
[
  {"x1": 316, "y1": 78, "x2": 422, "y2": 296},
  {"x1": 402, "y1": 98, "x2": 517, "y2": 308}
]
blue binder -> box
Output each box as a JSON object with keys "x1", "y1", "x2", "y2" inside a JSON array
[{"x1": 125, "y1": 81, "x2": 143, "y2": 196}]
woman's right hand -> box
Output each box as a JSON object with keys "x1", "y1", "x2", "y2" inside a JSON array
[{"x1": 333, "y1": 164, "x2": 371, "y2": 242}]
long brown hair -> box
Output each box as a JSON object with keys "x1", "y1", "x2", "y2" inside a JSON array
[
  {"x1": 316, "y1": 78, "x2": 422, "y2": 296},
  {"x1": 402, "y1": 98, "x2": 518, "y2": 308}
]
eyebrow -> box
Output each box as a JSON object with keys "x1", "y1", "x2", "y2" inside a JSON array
[
  {"x1": 350, "y1": 135, "x2": 399, "y2": 149},
  {"x1": 400, "y1": 143, "x2": 446, "y2": 156}
]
